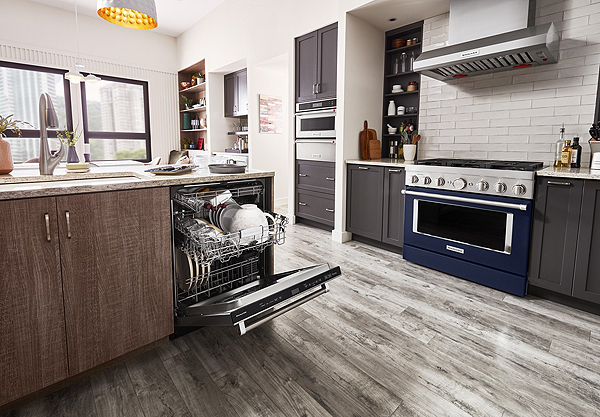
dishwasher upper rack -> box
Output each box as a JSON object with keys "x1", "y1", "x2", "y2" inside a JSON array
[
  {"x1": 175, "y1": 212, "x2": 288, "y2": 264},
  {"x1": 173, "y1": 184, "x2": 264, "y2": 213}
]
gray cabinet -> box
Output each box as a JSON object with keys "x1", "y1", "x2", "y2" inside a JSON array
[
  {"x1": 224, "y1": 68, "x2": 248, "y2": 117},
  {"x1": 296, "y1": 160, "x2": 335, "y2": 228},
  {"x1": 529, "y1": 177, "x2": 583, "y2": 294},
  {"x1": 347, "y1": 165, "x2": 384, "y2": 241},
  {"x1": 529, "y1": 177, "x2": 600, "y2": 305},
  {"x1": 573, "y1": 180, "x2": 600, "y2": 304},
  {"x1": 382, "y1": 167, "x2": 406, "y2": 247},
  {"x1": 295, "y1": 23, "x2": 337, "y2": 103}
]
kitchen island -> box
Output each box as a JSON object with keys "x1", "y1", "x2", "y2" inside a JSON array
[{"x1": 0, "y1": 166, "x2": 274, "y2": 412}]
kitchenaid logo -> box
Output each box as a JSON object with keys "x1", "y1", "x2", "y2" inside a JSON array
[
  {"x1": 461, "y1": 49, "x2": 480, "y2": 58},
  {"x1": 446, "y1": 245, "x2": 465, "y2": 254}
]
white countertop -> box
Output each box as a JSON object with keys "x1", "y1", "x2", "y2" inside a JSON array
[
  {"x1": 536, "y1": 166, "x2": 600, "y2": 180},
  {"x1": 346, "y1": 158, "x2": 415, "y2": 167}
]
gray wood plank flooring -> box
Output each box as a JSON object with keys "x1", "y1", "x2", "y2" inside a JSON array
[{"x1": 4, "y1": 221, "x2": 600, "y2": 417}]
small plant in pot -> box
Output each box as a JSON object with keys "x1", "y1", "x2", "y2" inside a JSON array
[
  {"x1": 181, "y1": 137, "x2": 192, "y2": 149},
  {"x1": 56, "y1": 126, "x2": 82, "y2": 163},
  {"x1": 0, "y1": 114, "x2": 32, "y2": 174},
  {"x1": 181, "y1": 95, "x2": 196, "y2": 110}
]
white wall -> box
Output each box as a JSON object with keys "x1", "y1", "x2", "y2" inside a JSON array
[
  {"x1": 0, "y1": 0, "x2": 179, "y2": 163},
  {"x1": 418, "y1": 0, "x2": 600, "y2": 166}
]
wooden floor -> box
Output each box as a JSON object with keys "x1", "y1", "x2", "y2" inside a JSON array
[{"x1": 5, "y1": 222, "x2": 600, "y2": 417}]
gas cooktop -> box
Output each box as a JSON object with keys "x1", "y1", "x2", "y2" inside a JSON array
[{"x1": 416, "y1": 159, "x2": 544, "y2": 171}]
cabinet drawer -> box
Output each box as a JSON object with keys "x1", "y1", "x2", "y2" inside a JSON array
[
  {"x1": 296, "y1": 160, "x2": 335, "y2": 194},
  {"x1": 296, "y1": 190, "x2": 335, "y2": 226}
]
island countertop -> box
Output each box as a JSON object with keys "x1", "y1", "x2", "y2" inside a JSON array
[{"x1": 0, "y1": 165, "x2": 274, "y2": 201}]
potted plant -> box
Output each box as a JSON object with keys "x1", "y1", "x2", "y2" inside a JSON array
[
  {"x1": 56, "y1": 126, "x2": 82, "y2": 163},
  {"x1": 197, "y1": 71, "x2": 205, "y2": 84},
  {"x1": 181, "y1": 95, "x2": 196, "y2": 110},
  {"x1": 181, "y1": 137, "x2": 192, "y2": 149},
  {"x1": 0, "y1": 114, "x2": 31, "y2": 174}
]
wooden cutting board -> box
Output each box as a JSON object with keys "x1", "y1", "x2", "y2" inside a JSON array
[{"x1": 360, "y1": 120, "x2": 380, "y2": 160}]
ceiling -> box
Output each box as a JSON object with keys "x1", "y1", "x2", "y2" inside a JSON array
[
  {"x1": 30, "y1": 0, "x2": 226, "y2": 37},
  {"x1": 349, "y1": 0, "x2": 450, "y2": 31}
]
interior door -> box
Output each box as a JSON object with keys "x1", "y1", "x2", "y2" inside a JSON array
[
  {"x1": 57, "y1": 188, "x2": 174, "y2": 375},
  {"x1": 0, "y1": 197, "x2": 68, "y2": 406}
]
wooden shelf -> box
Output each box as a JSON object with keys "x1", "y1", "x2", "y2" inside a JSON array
[
  {"x1": 384, "y1": 113, "x2": 419, "y2": 118},
  {"x1": 386, "y1": 42, "x2": 421, "y2": 54},
  {"x1": 385, "y1": 71, "x2": 416, "y2": 78},
  {"x1": 179, "y1": 82, "x2": 206, "y2": 93},
  {"x1": 181, "y1": 128, "x2": 207, "y2": 132},
  {"x1": 385, "y1": 90, "x2": 419, "y2": 97},
  {"x1": 180, "y1": 106, "x2": 207, "y2": 113}
]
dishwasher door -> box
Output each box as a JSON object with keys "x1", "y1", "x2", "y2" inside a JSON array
[{"x1": 176, "y1": 263, "x2": 341, "y2": 335}]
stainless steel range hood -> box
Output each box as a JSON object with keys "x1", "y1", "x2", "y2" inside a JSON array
[{"x1": 413, "y1": 0, "x2": 559, "y2": 81}]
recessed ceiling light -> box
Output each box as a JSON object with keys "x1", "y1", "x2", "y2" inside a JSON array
[{"x1": 389, "y1": 18, "x2": 397, "y2": 22}]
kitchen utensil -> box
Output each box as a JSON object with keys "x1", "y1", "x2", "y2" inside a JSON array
[
  {"x1": 388, "y1": 126, "x2": 397, "y2": 134},
  {"x1": 220, "y1": 202, "x2": 242, "y2": 233},
  {"x1": 360, "y1": 120, "x2": 380, "y2": 160},
  {"x1": 145, "y1": 164, "x2": 197, "y2": 175},
  {"x1": 208, "y1": 163, "x2": 247, "y2": 174},
  {"x1": 228, "y1": 204, "x2": 275, "y2": 245},
  {"x1": 590, "y1": 140, "x2": 600, "y2": 169},
  {"x1": 412, "y1": 134, "x2": 421, "y2": 144},
  {"x1": 387, "y1": 100, "x2": 396, "y2": 116},
  {"x1": 403, "y1": 144, "x2": 417, "y2": 161}
]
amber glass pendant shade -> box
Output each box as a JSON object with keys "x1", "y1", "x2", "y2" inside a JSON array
[{"x1": 97, "y1": 0, "x2": 158, "y2": 29}]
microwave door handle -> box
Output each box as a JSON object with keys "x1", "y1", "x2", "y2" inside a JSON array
[
  {"x1": 295, "y1": 139, "x2": 336, "y2": 143},
  {"x1": 402, "y1": 190, "x2": 528, "y2": 211}
]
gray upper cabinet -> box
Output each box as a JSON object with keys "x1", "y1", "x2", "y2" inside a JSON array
[
  {"x1": 347, "y1": 165, "x2": 384, "y2": 241},
  {"x1": 573, "y1": 180, "x2": 600, "y2": 304},
  {"x1": 295, "y1": 22, "x2": 337, "y2": 103},
  {"x1": 529, "y1": 177, "x2": 583, "y2": 294},
  {"x1": 224, "y1": 68, "x2": 248, "y2": 117}
]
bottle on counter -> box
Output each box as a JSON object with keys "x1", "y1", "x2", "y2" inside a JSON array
[
  {"x1": 561, "y1": 139, "x2": 572, "y2": 166},
  {"x1": 390, "y1": 141, "x2": 396, "y2": 159},
  {"x1": 571, "y1": 136, "x2": 582, "y2": 168},
  {"x1": 554, "y1": 124, "x2": 565, "y2": 168}
]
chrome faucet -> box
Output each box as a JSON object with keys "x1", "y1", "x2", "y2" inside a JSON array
[{"x1": 39, "y1": 93, "x2": 65, "y2": 175}]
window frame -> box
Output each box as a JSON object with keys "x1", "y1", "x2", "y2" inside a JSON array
[
  {"x1": 80, "y1": 74, "x2": 152, "y2": 162},
  {"x1": 0, "y1": 60, "x2": 73, "y2": 139}
]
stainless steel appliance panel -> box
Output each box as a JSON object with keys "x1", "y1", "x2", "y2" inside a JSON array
[{"x1": 295, "y1": 139, "x2": 336, "y2": 162}]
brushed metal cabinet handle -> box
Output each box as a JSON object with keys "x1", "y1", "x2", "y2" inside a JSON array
[
  {"x1": 312, "y1": 84, "x2": 316, "y2": 94},
  {"x1": 44, "y1": 213, "x2": 51, "y2": 242},
  {"x1": 547, "y1": 181, "x2": 572, "y2": 186},
  {"x1": 389, "y1": 169, "x2": 402, "y2": 173},
  {"x1": 298, "y1": 174, "x2": 308, "y2": 177},
  {"x1": 325, "y1": 177, "x2": 334, "y2": 181},
  {"x1": 358, "y1": 166, "x2": 369, "y2": 170},
  {"x1": 65, "y1": 211, "x2": 72, "y2": 239},
  {"x1": 299, "y1": 202, "x2": 307, "y2": 206},
  {"x1": 325, "y1": 208, "x2": 334, "y2": 212},
  {"x1": 316, "y1": 83, "x2": 320, "y2": 94}
]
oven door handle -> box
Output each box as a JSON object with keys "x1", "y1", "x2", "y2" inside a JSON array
[{"x1": 401, "y1": 189, "x2": 529, "y2": 211}]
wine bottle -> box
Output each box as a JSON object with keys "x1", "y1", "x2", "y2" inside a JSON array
[{"x1": 571, "y1": 136, "x2": 582, "y2": 168}]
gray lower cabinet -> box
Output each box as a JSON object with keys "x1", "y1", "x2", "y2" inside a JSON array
[
  {"x1": 529, "y1": 176, "x2": 600, "y2": 305},
  {"x1": 572, "y1": 180, "x2": 600, "y2": 304},
  {"x1": 296, "y1": 160, "x2": 335, "y2": 227},
  {"x1": 382, "y1": 167, "x2": 406, "y2": 247}
]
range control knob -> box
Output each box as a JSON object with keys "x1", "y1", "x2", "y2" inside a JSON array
[
  {"x1": 436, "y1": 177, "x2": 445, "y2": 186},
  {"x1": 453, "y1": 178, "x2": 467, "y2": 190},
  {"x1": 495, "y1": 182, "x2": 507, "y2": 193},
  {"x1": 513, "y1": 184, "x2": 526, "y2": 196},
  {"x1": 423, "y1": 176, "x2": 432, "y2": 185},
  {"x1": 476, "y1": 181, "x2": 489, "y2": 191},
  {"x1": 411, "y1": 175, "x2": 419, "y2": 184}
]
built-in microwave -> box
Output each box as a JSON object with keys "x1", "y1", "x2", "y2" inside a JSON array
[{"x1": 295, "y1": 108, "x2": 336, "y2": 138}]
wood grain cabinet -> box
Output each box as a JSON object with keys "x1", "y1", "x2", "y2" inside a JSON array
[
  {"x1": 529, "y1": 177, "x2": 600, "y2": 305},
  {"x1": 224, "y1": 68, "x2": 248, "y2": 117},
  {"x1": 57, "y1": 187, "x2": 174, "y2": 374},
  {"x1": 295, "y1": 22, "x2": 337, "y2": 103},
  {"x1": 346, "y1": 165, "x2": 406, "y2": 248},
  {"x1": 0, "y1": 187, "x2": 174, "y2": 408},
  {"x1": 0, "y1": 197, "x2": 69, "y2": 406}
]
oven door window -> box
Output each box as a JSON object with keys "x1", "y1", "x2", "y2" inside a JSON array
[
  {"x1": 300, "y1": 115, "x2": 335, "y2": 131},
  {"x1": 414, "y1": 200, "x2": 512, "y2": 253}
]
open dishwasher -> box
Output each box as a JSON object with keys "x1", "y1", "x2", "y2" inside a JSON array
[{"x1": 170, "y1": 177, "x2": 341, "y2": 335}]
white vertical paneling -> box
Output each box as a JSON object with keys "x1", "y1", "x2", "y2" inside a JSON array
[{"x1": 0, "y1": 44, "x2": 178, "y2": 163}]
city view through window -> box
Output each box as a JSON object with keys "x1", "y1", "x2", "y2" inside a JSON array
[{"x1": 1, "y1": 65, "x2": 149, "y2": 162}]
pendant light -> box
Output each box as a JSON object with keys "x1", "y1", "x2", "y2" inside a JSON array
[
  {"x1": 96, "y1": 0, "x2": 158, "y2": 29},
  {"x1": 66, "y1": 0, "x2": 101, "y2": 85}
]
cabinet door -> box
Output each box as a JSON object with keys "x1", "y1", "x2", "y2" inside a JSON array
[
  {"x1": 224, "y1": 73, "x2": 236, "y2": 117},
  {"x1": 573, "y1": 181, "x2": 600, "y2": 303},
  {"x1": 316, "y1": 22, "x2": 338, "y2": 99},
  {"x1": 382, "y1": 167, "x2": 405, "y2": 247},
  {"x1": 528, "y1": 178, "x2": 583, "y2": 295},
  {"x1": 57, "y1": 188, "x2": 174, "y2": 375},
  {"x1": 295, "y1": 30, "x2": 318, "y2": 103},
  {"x1": 296, "y1": 160, "x2": 335, "y2": 194},
  {"x1": 236, "y1": 69, "x2": 248, "y2": 116},
  {"x1": 346, "y1": 165, "x2": 383, "y2": 241},
  {"x1": 0, "y1": 197, "x2": 68, "y2": 406}
]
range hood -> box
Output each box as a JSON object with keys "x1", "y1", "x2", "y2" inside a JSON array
[{"x1": 413, "y1": 0, "x2": 559, "y2": 81}]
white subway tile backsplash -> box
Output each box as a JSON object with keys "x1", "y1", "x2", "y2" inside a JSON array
[{"x1": 418, "y1": 4, "x2": 598, "y2": 160}]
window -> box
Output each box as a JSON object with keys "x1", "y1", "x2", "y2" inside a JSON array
[
  {"x1": 0, "y1": 61, "x2": 72, "y2": 163},
  {"x1": 81, "y1": 75, "x2": 151, "y2": 162}
]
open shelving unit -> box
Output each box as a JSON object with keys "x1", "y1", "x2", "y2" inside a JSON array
[
  {"x1": 382, "y1": 21, "x2": 423, "y2": 158},
  {"x1": 178, "y1": 60, "x2": 208, "y2": 152}
]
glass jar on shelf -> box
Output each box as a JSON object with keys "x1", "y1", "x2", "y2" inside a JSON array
[{"x1": 400, "y1": 52, "x2": 407, "y2": 73}]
